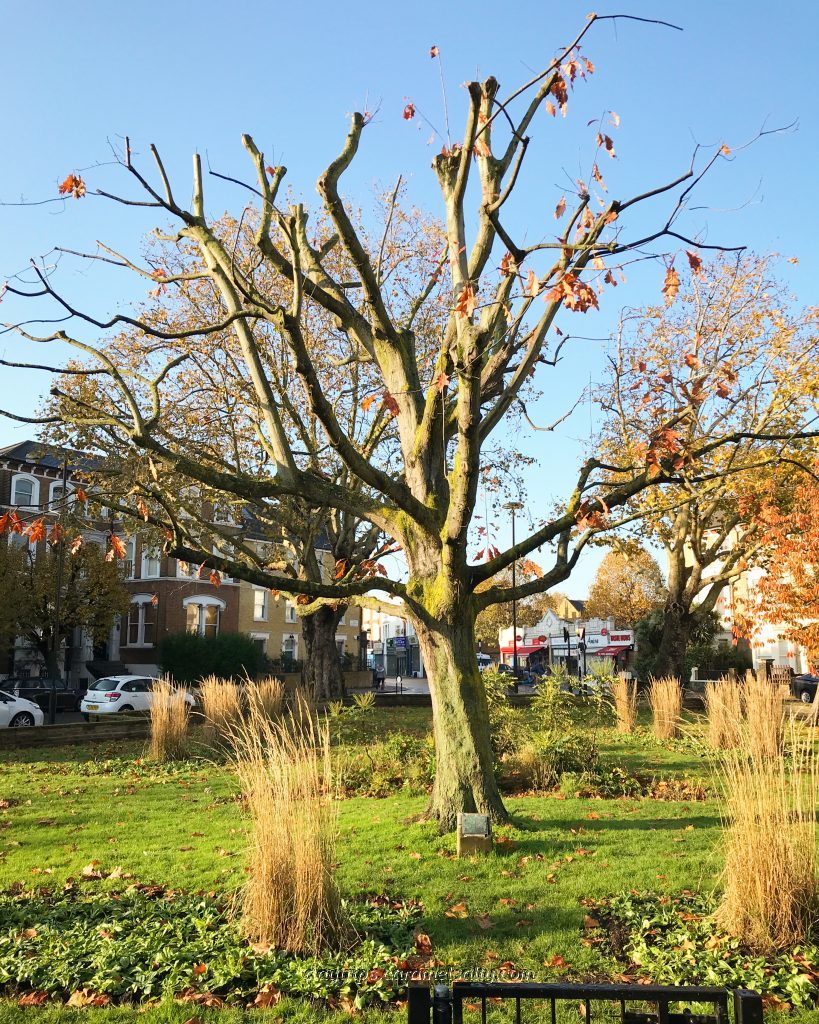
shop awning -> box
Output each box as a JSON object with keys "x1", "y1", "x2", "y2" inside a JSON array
[{"x1": 592, "y1": 644, "x2": 631, "y2": 657}]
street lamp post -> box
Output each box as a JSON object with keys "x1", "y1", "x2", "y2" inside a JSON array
[{"x1": 502, "y1": 501, "x2": 524, "y2": 690}]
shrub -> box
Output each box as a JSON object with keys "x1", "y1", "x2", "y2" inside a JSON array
[
  {"x1": 159, "y1": 631, "x2": 265, "y2": 684},
  {"x1": 351, "y1": 691, "x2": 376, "y2": 712},
  {"x1": 704, "y1": 679, "x2": 742, "y2": 749},
  {"x1": 334, "y1": 732, "x2": 436, "y2": 796},
  {"x1": 148, "y1": 676, "x2": 189, "y2": 761},
  {"x1": 232, "y1": 701, "x2": 344, "y2": 954},
  {"x1": 506, "y1": 730, "x2": 588, "y2": 790},
  {"x1": 648, "y1": 676, "x2": 682, "y2": 739},
  {"x1": 718, "y1": 720, "x2": 819, "y2": 952},
  {"x1": 742, "y1": 668, "x2": 784, "y2": 761},
  {"x1": 481, "y1": 666, "x2": 521, "y2": 756},
  {"x1": 611, "y1": 674, "x2": 638, "y2": 733}
]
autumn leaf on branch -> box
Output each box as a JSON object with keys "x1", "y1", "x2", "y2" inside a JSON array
[
  {"x1": 25, "y1": 519, "x2": 47, "y2": 544},
  {"x1": 595, "y1": 133, "x2": 616, "y2": 158},
  {"x1": 549, "y1": 75, "x2": 569, "y2": 116},
  {"x1": 58, "y1": 173, "x2": 86, "y2": 199},
  {"x1": 545, "y1": 273, "x2": 598, "y2": 313},
  {"x1": 526, "y1": 268, "x2": 541, "y2": 297},
  {"x1": 429, "y1": 45, "x2": 439, "y2": 58},
  {"x1": 403, "y1": 103, "x2": 416, "y2": 120},
  {"x1": 454, "y1": 284, "x2": 477, "y2": 318},
  {"x1": 75, "y1": 488, "x2": 88, "y2": 503},
  {"x1": 434, "y1": 370, "x2": 450, "y2": 391},
  {"x1": 209, "y1": 570, "x2": 222, "y2": 587},
  {"x1": 382, "y1": 392, "x2": 400, "y2": 416},
  {"x1": 136, "y1": 497, "x2": 149, "y2": 521},
  {"x1": 686, "y1": 250, "x2": 704, "y2": 276},
  {"x1": 554, "y1": 195, "x2": 567, "y2": 219},
  {"x1": 69, "y1": 536, "x2": 83, "y2": 554},
  {"x1": 105, "y1": 534, "x2": 127, "y2": 562},
  {"x1": 662, "y1": 264, "x2": 681, "y2": 306},
  {"x1": 360, "y1": 394, "x2": 377, "y2": 413}
]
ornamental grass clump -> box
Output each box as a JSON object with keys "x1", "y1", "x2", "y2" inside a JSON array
[
  {"x1": 230, "y1": 698, "x2": 344, "y2": 954},
  {"x1": 704, "y1": 679, "x2": 742, "y2": 749},
  {"x1": 648, "y1": 676, "x2": 682, "y2": 739},
  {"x1": 246, "y1": 676, "x2": 284, "y2": 721},
  {"x1": 199, "y1": 675, "x2": 243, "y2": 750},
  {"x1": 148, "y1": 676, "x2": 190, "y2": 761},
  {"x1": 742, "y1": 669, "x2": 784, "y2": 761},
  {"x1": 717, "y1": 719, "x2": 819, "y2": 952},
  {"x1": 611, "y1": 673, "x2": 638, "y2": 734}
]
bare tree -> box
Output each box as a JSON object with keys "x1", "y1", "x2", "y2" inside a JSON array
[{"x1": 1, "y1": 16, "x2": 795, "y2": 827}]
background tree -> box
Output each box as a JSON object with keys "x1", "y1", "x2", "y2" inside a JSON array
[
  {"x1": 598, "y1": 254, "x2": 819, "y2": 679},
  {"x1": 1, "y1": 18, "x2": 792, "y2": 828},
  {"x1": 740, "y1": 471, "x2": 819, "y2": 666},
  {"x1": 0, "y1": 541, "x2": 130, "y2": 677},
  {"x1": 584, "y1": 544, "x2": 667, "y2": 628},
  {"x1": 473, "y1": 562, "x2": 556, "y2": 649}
]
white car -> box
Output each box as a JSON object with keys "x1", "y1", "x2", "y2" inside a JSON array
[
  {"x1": 80, "y1": 676, "x2": 195, "y2": 718},
  {"x1": 0, "y1": 690, "x2": 45, "y2": 728}
]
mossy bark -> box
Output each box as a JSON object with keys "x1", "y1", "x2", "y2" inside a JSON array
[
  {"x1": 654, "y1": 603, "x2": 694, "y2": 681},
  {"x1": 301, "y1": 605, "x2": 345, "y2": 701},
  {"x1": 413, "y1": 612, "x2": 508, "y2": 832}
]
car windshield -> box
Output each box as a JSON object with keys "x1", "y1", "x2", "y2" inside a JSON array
[{"x1": 87, "y1": 678, "x2": 123, "y2": 691}]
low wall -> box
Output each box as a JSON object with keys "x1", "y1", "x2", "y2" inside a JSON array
[{"x1": 0, "y1": 717, "x2": 151, "y2": 751}]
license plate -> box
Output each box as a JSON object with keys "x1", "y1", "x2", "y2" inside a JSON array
[{"x1": 86, "y1": 705, "x2": 99, "y2": 711}]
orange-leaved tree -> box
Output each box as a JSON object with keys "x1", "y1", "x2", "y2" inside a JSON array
[{"x1": 597, "y1": 254, "x2": 819, "y2": 679}]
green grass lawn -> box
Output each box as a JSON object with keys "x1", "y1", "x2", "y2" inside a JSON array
[{"x1": 0, "y1": 707, "x2": 811, "y2": 1023}]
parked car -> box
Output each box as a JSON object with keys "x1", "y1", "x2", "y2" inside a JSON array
[
  {"x1": 80, "y1": 676, "x2": 195, "y2": 719},
  {"x1": 791, "y1": 673, "x2": 819, "y2": 705},
  {"x1": 0, "y1": 690, "x2": 45, "y2": 728},
  {"x1": 6, "y1": 678, "x2": 86, "y2": 713}
]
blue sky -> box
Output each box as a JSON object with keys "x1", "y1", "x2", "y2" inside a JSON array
[{"x1": 1, "y1": 1, "x2": 817, "y2": 595}]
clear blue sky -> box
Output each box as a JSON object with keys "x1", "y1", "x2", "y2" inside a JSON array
[{"x1": 1, "y1": 1, "x2": 817, "y2": 594}]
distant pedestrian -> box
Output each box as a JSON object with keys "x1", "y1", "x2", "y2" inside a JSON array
[{"x1": 375, "y1": 664, "x2": 386, "y2": 690}]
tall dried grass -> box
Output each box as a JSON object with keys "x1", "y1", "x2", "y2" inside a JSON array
[
  {"x1": 230, "y1": 698, "x2": 344, "y2": 953},
  {"x1": 149, "y1": 676, "x2": 190, "y2": 761},
  {"x1": 704, "y1": 680, "x2": 743, "y2": 750},
  {"x1": 742, "y1": 668, "x2": 784, "y2": 761},
  {"x1": 717, "y1": 719, "x2": 819, "y2": 951},
  {"x1": 246, "y1": 677, "x2": 284, "y2": 721},
  {"x1": 199, "y1": 675, "x2": 244, "y2": 749},
  {"x1": 611, "y1": 674, "x2": 638, "y2": 734},
  {"x1": 648, "y1": 676, "x2": 682, "y2": 739}
]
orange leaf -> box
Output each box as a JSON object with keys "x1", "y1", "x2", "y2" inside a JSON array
[
  {"x1": 209, "y1": 570, "x2": 221, "y2": 587},
  {"x1": 58, "y1": 173, "x2": 86, "y2": 199},
  {"x1": 193, "y1": 963, "x2": 207, "y2": 976},
  {"x1": 686, "y1": 250, "x2": 703, "y2": 276},
  {"x1": 25, "y1": 519, "x2": 47, "y2": 544},
  {"x1": 361, "y1": 394, "x2": 376, "y2": 412},
  {"x1": 434, "y1": 370, "x2": 450, "y2": 391},
  {"x1": 544, "y1": 100, "x2": 556, "y2": 117},
  {"x1": 662, "y1": 264, "x2": 681, "y2": 306},
  {"x1": 136, "y1": 497, "x2": 149, "y2": 521},
  {"x1": 684, "y1": 353, "x2": 699, "y2": 369},
  {"x1": 382, "y1": 392, "x2": 400, "y2": 416},
  {"x1": 720, "y1": 143, "x2": 731, "y2": 156},
  {"x1": 454, "y1": 284, "x2": 477, "y2": 318},
  {"x1": 429, "y1": 45, "x2": 439, "y2": 58},
  {"x1": 334, "y1": 559, "x2": 347, "y2": 580},
  {"x1": 47, "y1": 522, "x2": 65, "y2": 545},
  {"x1": 591, "y1": 163, "x2": 606, "y2": 191},
  {"x1": 75, "y1": 487, "x2": 88, "y2": 503},
  {"x1": 595, "y1": 133, "x2": 616, "y2": 158},
  {"x1": 554, "y1": 195, "x2": 566, "y2": 219},
  {"x1": 110, "y1": 534, "x2": 127, "y2": 559},
  {"x1": 69, "y1": 535, "x2": 83, "y2": 554},
  {"x1": 473, "y1": 138, "x2": 491, "y2": 158},
  {"x1": 526, "y1": 268, "x2": 540, "y2": 297},
  {"x1": 403, "y1": 103, "x2": 416, "y2": 120}
]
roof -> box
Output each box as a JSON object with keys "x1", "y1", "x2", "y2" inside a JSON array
[{"x1": 0, "y1": 439, "x2": 92, "y2": 473}]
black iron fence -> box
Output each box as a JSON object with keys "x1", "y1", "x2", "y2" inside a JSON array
[{"x1": 408, "y1": 981, "x2": 764, "y2": 1024}]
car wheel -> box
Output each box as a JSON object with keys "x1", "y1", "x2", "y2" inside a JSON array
[
  {"x1": 800, "y1": 689, "x2": 814, "y2": 705},
  {"x1": 118, "y1": 704, "x2": 134, "y2": 713},
  {"x1": 9, "y1": 712, "x2": 35, "y2": 728}
]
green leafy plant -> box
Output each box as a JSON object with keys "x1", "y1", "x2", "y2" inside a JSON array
[{"x1": 351, "y1": 691, "x2": 376, "y2": 712}]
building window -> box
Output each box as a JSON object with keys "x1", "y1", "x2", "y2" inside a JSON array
[
  {"x1": 124, "y1": 595, "x2": 157, "y2": 647},
  {"x1": 124, "y1": 537, "x2": 136, "y2": 579},
  {"x1": 48, "y1": 482, "x2": 74, "y2": 510},
  {"x1": 253, "y1": 588, "x2": 268, "y2": 621},
  {"x1": 183, "y1": 595, "x2": 225, "y2": 638},
  {"x1": 250, "y1": 633, "x2": 268, "y2": 656},
  {"x1": 141, "y1": 547, "x2": 161, "y2": 578},
  {"x1": 349, "y1": 618, "x2": 359, "y2": 628},
  {"x1": 282, "y1": 633, "x2": 298, "y2": 662},
  {"x1": 11, "y1": 474, "x2": 39, "y2": 509},
  {"x1": 285, "y1": 601, "x2": 297, "y2": 624}
]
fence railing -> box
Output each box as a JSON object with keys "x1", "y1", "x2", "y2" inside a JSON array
[{"x1": 408, "y1": 981, "x2": 764, "y2": 1024}]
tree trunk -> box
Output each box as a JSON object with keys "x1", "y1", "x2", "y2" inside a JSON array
[
  {"x1": 413, "y1": 613, "x2": 508, "y2": 832},
  {"x1": 301, "y1": 605, "x2": 346, "y2": 701},
  {"x1": 654, "y1": 603, "x2": 694, "y2": 681}
]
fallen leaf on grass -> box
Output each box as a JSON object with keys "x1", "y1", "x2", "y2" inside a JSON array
[
  {"x1": 414, "y1": 931, "x2": 433, "y2": 954},
  {"x1": 18, "y1": 992, "x2": 49, "y2": 1006},
  {"x1": 445, "y1": 901, "x2": 469, "y2": 918},
  {"x1": 253, "y1": 987, "x2": 281, "y2": 1007},
  {"x1": 473, "y1": 913, "x2": 493, "y2": 930},
  {"x1": 544, "y1": 954, "x2": 569, "y2": 969}
]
